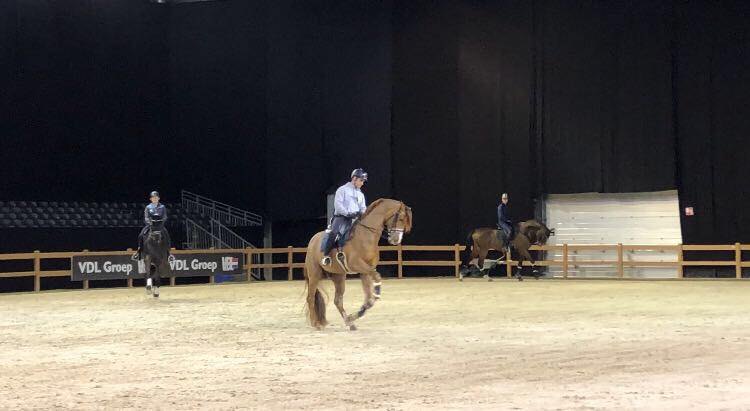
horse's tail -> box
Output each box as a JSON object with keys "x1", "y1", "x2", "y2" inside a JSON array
[
  {"x1": 303, "y1": 264, "x2": 327, "y2": 328},
  {"x1": 461, "y1": 230, "x2": 475, "y2": 267}
]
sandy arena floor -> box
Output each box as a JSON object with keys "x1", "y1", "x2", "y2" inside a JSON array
[{"x1": 1, "y1": 277, "x2": 749, "y2": 410}]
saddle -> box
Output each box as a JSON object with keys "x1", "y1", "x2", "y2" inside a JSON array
[
  {"x1": 496, "y1": 224, "x2": 515, "y2": 246},
  {"x1": 322, "y1": 218, "x2": 358, "y2": 273},
  {"x1": 323, "y1": 217, "x2": 356, "y2": 249}
]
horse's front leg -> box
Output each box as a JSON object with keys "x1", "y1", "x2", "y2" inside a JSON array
[
  {"x1": 516, "y1": 249, "x2": 533, "y2": 282},
  {"x1": 144, "y1": 257, "x2": 153, "y2": 294},
  {"x1": 371, "y1": 270, "x2": 383, "y2": 299},
  {"x1": 347, "y1": 273, "x2": 376, "y2": 325}
]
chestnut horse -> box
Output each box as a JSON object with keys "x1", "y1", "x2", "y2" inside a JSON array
[
  {"x1": 304, "y1": 199, "x2": 412, "y2": 330},
  {"x1": 460, "y1": 220, "x2": 554, "y2": 281}
]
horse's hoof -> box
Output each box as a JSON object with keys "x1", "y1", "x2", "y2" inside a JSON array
[
  {"x1": 349, "y1": 324, "x2": 357, "y2": 331},
  {"x1": 517, "y1": 277, "x2": 523, "y2": 282},
  {"x1": 483, "y1": 274, "x2": 493, "y2": 282}
]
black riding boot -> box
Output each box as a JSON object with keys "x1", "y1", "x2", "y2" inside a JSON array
[
  {"x1": 320, "y1": 233, "x2": 336, "y2": 266},
  {"x1": 132, "y1": 229, "x2": 147, "y2": 261}
]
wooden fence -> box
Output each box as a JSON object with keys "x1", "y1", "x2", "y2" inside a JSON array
[{"x1": 0, "y1": 243, "x2": 748, "y2": 293}]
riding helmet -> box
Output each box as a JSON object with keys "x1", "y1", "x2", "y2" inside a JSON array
[{"x1": 351, "y1": 168, "x2": 368, "y2": 181}]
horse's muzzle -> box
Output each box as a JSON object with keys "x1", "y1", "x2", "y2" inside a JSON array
[{"x1": 387, "y1": 229, "x2": 404, "y2": 245}]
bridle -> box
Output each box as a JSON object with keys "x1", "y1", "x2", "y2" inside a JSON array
[{"x1": 359, "y1": 202, "x2": 408, "y2": 240}]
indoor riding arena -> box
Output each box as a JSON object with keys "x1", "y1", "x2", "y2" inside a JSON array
[{"x1": 2, "y1": 1, "x2": 750, "y2": 410}]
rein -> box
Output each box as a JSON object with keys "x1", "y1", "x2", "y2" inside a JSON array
[{"x1": 357, "y1": 202, "x2": 406, "y2": 236}]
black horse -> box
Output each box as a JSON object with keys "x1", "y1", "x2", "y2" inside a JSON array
[{"x1": 142, "y1": 219, "x2": 171, "y2": 297}]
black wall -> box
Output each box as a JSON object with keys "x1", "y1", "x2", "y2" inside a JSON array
[
  {"x1": 2, "y1": 1, "x2": 170, "y2": 202},
  {"x1": 3, "y1": 0, "x2": 750, "y2": 252}
]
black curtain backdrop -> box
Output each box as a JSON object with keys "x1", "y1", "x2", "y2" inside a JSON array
[
  {"x1": 392, "y1": 1, "x2": 460, "y2": 245},
  {"x1": 265, "y1": 1, "x2": 392, "y2": 222},
  {"x1": 169, "y1": 1, "x2": 267, "y2": 210},
  {"x1": 2, "y1": 0, "x2": 750, "y2": 251},
  {"x1": 1, "y1": 0, "x2": 170, "y2": 202}
]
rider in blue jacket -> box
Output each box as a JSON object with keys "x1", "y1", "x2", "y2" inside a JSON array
[
  {"x1": 132, "y1": 191, "x2": 169, "y2": 261},
  {"x1": 497, "y1": 192, "x2": 514, "y2": 247}
]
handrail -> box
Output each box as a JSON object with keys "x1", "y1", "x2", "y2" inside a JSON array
[
  {"x1": 181, "y1": 190, "x2": 262, "y2": 226},
  {"x1": 184, "y1": 218, "x2": 260, "y2": 278}
]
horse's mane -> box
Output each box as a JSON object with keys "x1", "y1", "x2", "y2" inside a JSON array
[
  {"x1": 356, "y1": 198, "x2": 412, "y2": 233},
  {"x1": 360, "y1": 198, "x2": 393, "y2": 220}
]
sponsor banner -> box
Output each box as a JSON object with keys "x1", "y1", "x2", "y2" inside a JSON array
[{"x1": 71, "y1": 253, "x2": 245, "y2": 281}]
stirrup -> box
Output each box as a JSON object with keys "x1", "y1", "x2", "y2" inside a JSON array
[
  {"x1": 321, "y1": 256, "x2": 332, "y2": 266},
  {"x1": 131, "y1": 252, "x2": 140, "y2": 261},
  {"x1": 335, "y1": 252, "x2": 355, "y2": 274},
  {"x1": 168, "y1": 254, "x2": 175, "y2": 263}
]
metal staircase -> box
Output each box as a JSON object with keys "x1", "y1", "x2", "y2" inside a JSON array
[
  {"x1": 181, "y1": 190, "x2": 262, "y2": 227},
  {"x1": 181, "y1": 192, "x2": 264, "y2": 280}
]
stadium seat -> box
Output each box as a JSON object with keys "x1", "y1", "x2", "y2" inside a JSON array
[{"x1": 1, "y1": 219, "x2": 11, "y2": 227}]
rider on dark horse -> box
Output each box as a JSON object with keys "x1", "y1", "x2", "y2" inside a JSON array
[
  {"x1": 131, "y1": 191, "x2": 173, "y2": 261},
  {"x1": 320, "y1": 168, "x2": 368, "y2": 267},
  {"x1": 497, "y1": 192, "x2": 515, "y2": 248}
]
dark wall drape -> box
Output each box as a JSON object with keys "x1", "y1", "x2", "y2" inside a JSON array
[
  {"x1": 3, "y1": 0, "x2": 750, "y2": 249},
  {"x1": 265, "y1": 1, "x2": 393, "y2": 221},
  {"x1": 674, "y1": 1, "x2": 750, "y2": 244},
  {"x1": 2, "y1": 0, "x2": 169, "y2": 202},
  {"x1": 169, "y1": 1, "x2": 267, "y2": 210}
]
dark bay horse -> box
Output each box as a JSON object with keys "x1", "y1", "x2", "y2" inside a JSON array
[
  {"x1": 142, "y1": 220, "x2": 171, "y2": 298},
  {"x1": 304, "y1": 199, "x2": 412, "y2": 330},
  {"x1": 460, "y1": 220, "x2": 554, "y2": 281}
]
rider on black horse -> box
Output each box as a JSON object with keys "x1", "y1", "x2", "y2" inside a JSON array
[
  {"x1": 131, "y1": 191, "x2": 172, "y2": 261},
  {"x1": 497, "y1": 192, "x2": 515, "y2": 248},
  {"x1": 320, "y1": 168, "x2": 368, "y2": 267}
]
